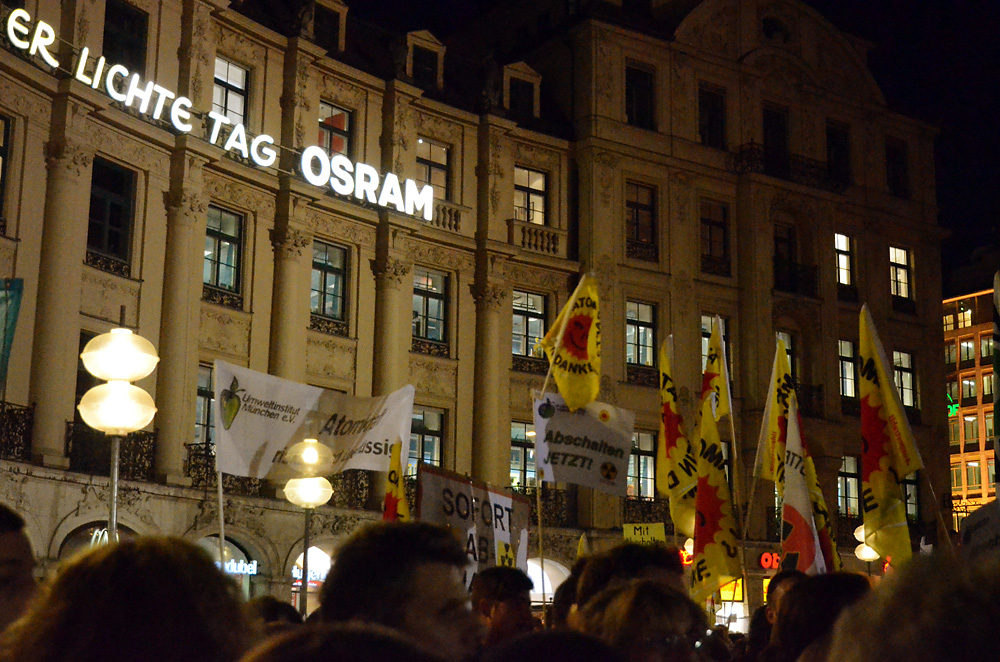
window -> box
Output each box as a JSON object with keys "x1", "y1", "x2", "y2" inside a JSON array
[
  {"x1": 960, "y1": 339, "x2": 976, "y2": 364},
  {"x1": 834, "y1": 233, "x2": 855, "y2": 287},
  {"x1": 964, "y1": 416, "x2": 979, "y2": 449},
  {"x1": 893, "y1": 351, "x2": 917, "y2": 408},
  {"x1": 961, "y1": 377, "x2": 977, "y2": 402},
  {"x1": 947, "y1": 380, "x2": 959, "y2": 404},
  {"x1": 762, "y1": 104, "x2": 790, "y2": 177},
  {"x1": 700, "y1": 199, "x2": 730, "y2": 276},
  {"x1": 957, "y1": 308, "x2": 973, "y2": 328},
  {"x1": 626, "y1": 301, "x2": 655, "y2": 367},
  {"x1": 0, "y1": 115, "x2": 8, "y2": 223},
  {"x1": 627, "y1": 431, "x2": 656, "y2": 498},
  {"x1": 902, "y1": 472, "x2": 918, "y2": 520},
  {"x1": 625, "y1": 181, "x2": 656, "y2": 247},
  {"x1": 411, "y1": 46, "x2": 439, "y2": 89},
  {"x1": 318, "y1": 102, "x2": 351, "y2": 158},
  {"x1": 777, "y1": 331, "x2": 797, "y2": 379},
  {"x1": 514, "y1": 166, "x2": 547, "y2": 225},
  {"x1": 984, "y1": 374, "x2": 994, "y2": 398},
  {"x1": 213, "y1": 57, "x2": 248, "y2": 126},
  {"x1": 837, "y1": 456, "x2": 860, "y2": 516},
  {"x1": 951, "y1": 465, "x2": 962, "y2": 494},
  {"x1": 826, "y1": 121, "x2": 850, "y2": 185},
  {"x1": 986, "y1": 412, "x2": 995, "y2": 440},
  {"x1": 88, "y1": 157, "x2": 135, "y2": 263},
  {"x1": 408, "y1": 407, "x2": 443, "y2": 476},
  {"x1": 510, "y1": 422, "x2": 536, "y2": 488},
  {"x1": 312, "y1": 5, "x2": 342, "y2": 53},
  {"x1": 943, "y1": 314, "x2": 955, "y2": 332},
  {"x1": 889, "y1": 246, "x2": 912, "y2": 300},
  {"x1": 512, "y1": 290, "x2": 546, "y2": 357},
  {"x1": 698, "y1": 85, "x2": 726, "y2": 149},
  {"x1": 982, "y1": 335, "x2": 994, "y2": 361},
  {"x1": 103, "y1": 0, "x2": 147, "y2": 76},
  {"x1": 412, "y1": 267, "x2": 447, "y2": 343},
  {"x1": 966, "y1": 462, "x2": 982, "y2": 491},
  {"x1": 416, "y1": 137, "x2": 449, "y2": 201},
  {"x1": 625, "y1": 65, "x2": 655, "y2": 130},
  {"x1": 195, "y1": 364, "x2": 215, "y2": 446},
  {"x1": 700, "y1": 315, "x2": 729, "y2": 372},
  {"x1": 204, "y1": 205, "x2": 243, "y2": 293},
  {"x1": 990, "y1": 459, "x2": 997, "y2": 491},
  {"x1": 885, "y1": 138, "x2": 909, "y2": 198},
  {"x1": 773, "y1": 224, "x2": 796, "y2": 263},
  {"x1": 949, "y1": 419, "x2": 960, "y2": 450},
  {"x1": 508, "y1": 77, "x2": 536, "y2": 120},
  {"x1": 945, "y1": 343, "x2": 957, "y2": 366},
  {"x1": 311, "y1": 241, "x2": 347, "y2": 321},
  {"x1": 839, "y1": 340, "x2": 857, "y2": 398}
]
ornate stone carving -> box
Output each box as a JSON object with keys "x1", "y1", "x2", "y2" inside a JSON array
[
  {"x1": 199, "y1": 307, "x2": 251, "y2": 356},
  {"x1": 408, "y1": 241, "x2": 474, "y2": 272},
  {"x1": 91, "y1": 122, "x2": 169, "y2": 177},
  {"x1": 45, "y1": 139, "x2": 93, "y2": 177},
  {"x1": 373, "y1": 256, "x2": 411, "y2": 285},
  {"x1": 512, "y1": 141, "x2": 559, "y2": 171},
  {"x1": 270, "y1": 227, "x2": 312, "y2": 259},
  {"x1": 306, "y1": 334, "x2": 357, "y2": 381},
  {"x1": 306, "y1": 210, "x2": 376, "y2": 248},
  {"x1": 414, "y1": 111, "x2": 462, "y2": 146},
  {"x1": 203, "y1": 173, "x2": 276, "y2": 221},
  {"x1": 215, "y1": 24, "x2": 267, "y2": 70},
  {"x1": 0, "y1": 78, "x2": 52, "y2": 122},
  {"x1": 320, "y1": 76, "x2": 367, "y2": 111},
  {"x1": 81, "y1": 267, "x2": 141, "y2": 325},
  {"x1": 164, "y1": 189, "x2": 208, "y2": 219},
  {"x1": 488, "y1": 130, "x2": 505, "y2": 214},
  {"x1": 471, "y1": 282, "x2": 508, "y2": 310},
  {"x1": 189, "y1": 498, "x2": 269, "y2": 540},
  {"x1": 408, "y1": 355, "x2": 458, "y2": 400},
  {"x1": 504, "y1": 265, "x2": 567, "y2": 293}
]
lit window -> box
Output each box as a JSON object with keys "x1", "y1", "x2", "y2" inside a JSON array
[
  {"x1": 889, "y1": 246, "x2": 912, "y2": 299},
  {"x1": 203, "y1": 205, "x2": 243, "y2": 293},
  {"x1": 213, "y1": 57, "x2": 248, "y2": 126},
  {"x1": 837, "y1": 456, "x2": 860, "y2": 516},
  {"x1": 987, "y1": 412, "x2": 995, "y2": 440},
  {"x1": 700, "y1": 315, "x2": 729, "y2": 372},
  {"x1": 311, "y1": 241, "x2": 347, "y2": 321},
  {"x1": 834, "y1": 233, "x2": 854, "y2": 286},
  {"x1": 945, "y1": 343, "x2": 957, "y2": 366},
  {"x1": 949, "y1": 419, "x2": 960, "y2": 450},
  {"x1": 951, "y1": 465, "x2": 962, "y2": 494},
  {"x1": 512, "y1": 291, "x2": 546, "y2": 357},
  {"x1": 964, "y1": 416, "x2": 979, "y2": 447},
  {"x1": 943, "y1": 314, "x2": 954, "y2": 332},
  {"x1": 195, "y1": 365, "x2": 214, "y2": 446},
  {"x1": 960, "y1": 339, "x2": 976, "y2": 363},
  {"x1": 408, "y1": 407, "x2": 443, "y2": 476},
  {"x1": 412, "y1": 267, "x2": 447, "y2": 343},
  {"x1": 510, "y1": 422, "x2": 536, "y2": 488},
  {"x1": 318, "y1": 102, "x2": 351, "y2": 157},
  {"x1": 982, "y1": 335, "x2": 994, "y2": 360},
  {"x1": 984, "y1": 374, "x2": 994, "y2": 398},
  {"x1": 514, "y1": 166, "x2": 547, "y2": 225},
  {"x1": 957, "y1": 309, "x2": 972, "y2": 328},
  {"x1": 627, "y1": 432, "x2": 656, "y2": 498},
  {"x1": 947, "y1": 381, "x2": 959, "y2": 404},
  {"x1": 626, "y1": 301, "x2": 655, "y2": 367},
  {"x1": 961, "y1": 376, "x2": 977, "y2": 401},
  {"x1": 967, "y1": 462, "x2": 982, "y2": 491},
  {"x1": 839, "y1": 340, "x2": 857, "y2": 398},
  {"x1": 893, "y1": 350, "x2": 917, "y2": 408},
  {"x1": 416, "y1": 137, "x2": 449, "y2": 201},
  {"x1": 902, "y1": 472, "x2": 918, "y2": 520}
]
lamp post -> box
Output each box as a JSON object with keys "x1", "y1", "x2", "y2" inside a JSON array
[
  {"x1": 77, "y1": 326, "x2": 158, "y2": 542},
  {"x1": 853, "y1": 524, "x2": 880, "y2": 576},
  {"x1": 283, "y1": 438, "x2": 333, "y2": 616}
]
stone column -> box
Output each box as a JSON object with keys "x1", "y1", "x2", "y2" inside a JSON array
[
  {"x1": 154, "y1": 142, "x2": 208, "y2": 484},
  {"x1": 28, "y1": 95, "x2": 95, "y2": 468},
  {"x1": 268, "y1": 211, "x2": 312, "y2": 381},
  {"x1": 471, "y1": 277, "x2": 508, "y2": 485},
  {"x1": 370, "y1": 225, "x2": 412, "y2": 396}
]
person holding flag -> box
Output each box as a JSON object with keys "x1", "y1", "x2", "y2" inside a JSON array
[
  {"x1": 859, "y1": 305, "x2": 923, "y2": 567},
  {"x1": 382, "y1": 440, "x2": 410, "y2": 521},
  {"x1": 535, "y1": 274, "x2": 601, "y2": 411},
  {"x1": 656, "y1": 337, "x2": 697, "y2": 539},
  {"x1": 755, "y1": 337, "x2": 838, "y2": 573}
]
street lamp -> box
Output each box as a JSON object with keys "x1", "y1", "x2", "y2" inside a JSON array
[
  {"x1": 855, "y1": 541, "x2": 880, "y2": 576},
  {"x1": 283, "y1": 438, "x2": 334, "y2": 616},
  {"x1": 77, "y1": 326, "x2": 158, "y2": 543}
]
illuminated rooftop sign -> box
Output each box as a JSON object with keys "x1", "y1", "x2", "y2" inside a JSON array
[{"x1": 5, "y1": 9, "x2": 435, "y2": 221}]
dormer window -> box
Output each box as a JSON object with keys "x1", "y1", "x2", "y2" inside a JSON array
[
  {"x1": 406, "y1": 31, "x2": 446, "y2": 90},
  {"x1": 313, "y1": 0, "x2": 348, "y2": 54},
  {"x1": 503, "y1": 62, "x2": 541, "y2": 121},
  {"x1": 412, "y1": 47, "x2": 438, "y2": 88}
]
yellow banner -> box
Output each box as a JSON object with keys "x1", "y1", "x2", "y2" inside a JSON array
[
  {"x1": 656, "y1": 338, "x2": 697, "y2": 538},
  {"x1": 700, "y1": 317, "x2": 731, "y2": 421},
  {"x1": 690, "y1": 396, "x2": 741, "y2": 603},
  {"x1": 859, "y1": 306, "x2": 922, "y2": 566},
  {"x1": 382, "y1": 441, "x2": 410, "y2": 522},
  {"x1": 624, "y1": 522, "x2": 667, "y2": 544},
  {"x1": 537, "y1": 275, "x2": 601, "y2": 412}
]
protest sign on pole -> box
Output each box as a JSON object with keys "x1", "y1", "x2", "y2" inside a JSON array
[
  {"x1": 533, "y1": 392, "x2": 634, "y2": 497},
  {"x1": 417, "y1": 465, "x2": 531, "y2": 585}
]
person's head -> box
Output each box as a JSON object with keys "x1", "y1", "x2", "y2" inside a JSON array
[
  {"x1": 764, "y1": 569, "x2": 806, "y2": 625},
  {"x1": 579, "y1": 579, "x2": 710, "y2": 662},
  {"x1": 0, "y1": 504, "x2": 36, "y2": 632},
  {"x1": 575, "y1": 544, "x2": 685, "y2": 611},
  {"x1": 470, "y1": 566, "x2": 535, "y2": 646},
  {"x1": 480, "y1": 629, "x2": 624, "y2": 662},
  {"x1": 239, "y1": 622, "x2": 445, "y2": 662},
  {"x1": 829, "y1": 555, "x2": 1000, "y2": 662},
  {"x1": 318, "y1": 522, "x2": 481, "y2": 661},
  {"x1": 548, "y1": 557, "x2": 587, "y2": 629},
  {"x1": 246, "y1": 596, "x2": 303, "y2": 638},
  {"x1": 769, "y1": 572, "x2": 870, "y2": 662},
  {"x1": 0, "y1": 536, "x2": 253, "y2": 662}
]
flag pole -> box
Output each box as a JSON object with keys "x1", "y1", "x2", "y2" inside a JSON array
[{"x1": 217, "y1": 467, "x2": 226, "y2": 568}]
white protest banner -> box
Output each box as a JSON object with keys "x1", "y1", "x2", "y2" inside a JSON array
[
  {"x1": 213, "y1": 360, "x2": 322, "y2": 478},
  {"x1": 960, "y1": 500, "x2": 1000, "y2": 561},
  {"x1": 308, "y1": 385, "x2": 415, "y2": 474},
  {"x1": 533, "y1": 392, "x2": 634, "y2": 496},
  {"x1": 417, "y1": 465, "x2": 531, "y2": 585}
]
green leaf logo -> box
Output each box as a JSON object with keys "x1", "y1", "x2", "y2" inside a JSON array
[{"x1": 220, "y1": 376, "x2": 244, "y2": 430}]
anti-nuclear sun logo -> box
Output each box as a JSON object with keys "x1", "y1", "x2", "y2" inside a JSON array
[
  {"x1": 600, "y1": 462, "x2": 618, "y2": 481},
  {"x1": 563, "y1": 315, "x2": 592, "y2": 361},
  {"x1": 220, "y1": 377, "x2": 245, "y2": 430}
]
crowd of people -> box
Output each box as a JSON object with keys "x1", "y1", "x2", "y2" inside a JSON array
[{"x1": 0, "y1": 503, "x2": 997, "y2": 662}]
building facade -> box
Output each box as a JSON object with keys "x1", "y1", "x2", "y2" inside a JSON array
[{"x1": 0, "y1": 0, "x2": 946, "y2": 619}]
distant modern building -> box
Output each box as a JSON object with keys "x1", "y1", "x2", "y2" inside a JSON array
[
  {"x1": 944, "y1": 289, "x2": 995, "y2": 528},
  {"x1": 0, "y1": 0, "x2": 946, "y2": 623}
]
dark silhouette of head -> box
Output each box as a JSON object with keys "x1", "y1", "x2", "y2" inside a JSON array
[{"x1": 240, "y1": 622, "x2": 445, "y2": 662}]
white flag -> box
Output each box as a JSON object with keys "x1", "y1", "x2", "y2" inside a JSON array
[{"x1": 780, "y1": 397, "x2": 826, "y2": 575}]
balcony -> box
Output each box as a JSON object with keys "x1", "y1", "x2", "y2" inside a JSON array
[
  {"x1": 626, "y1": 240, "x2": 658, "y2": 263},
  {"x1": 700, "y1": 255, "x2": 731, "y2": 278},
  {"x1": 507, "y1": 219, "x2": 567, "y2": 259},
  {"x1": 0, "y1": 401, "x2": 33, "y2": 461},
  {"x1": 796, "y1": 383, "x2": 824, "y2": 418},
  {"x1": 513, "y1": 485, "x2": 578, "y2": 527},
  {"x1": 626, "y1": 364, "x2": 658, "y2": 388},
  {"x1": 729, "y1": 142, "x2": 848, "y2": 194},
  {"x1": 512, "y1": 355, "x2": 549, "y2": 375},
  {"x1": 623, "y1": 496, "x2": 672, "y2": 526},
  {"x1": 185, "y1": 442, "x2": 261, "y2": 497},
  {"x1": 773, "y1": 258, "x2": 818, "y2": 297},
  {"x1": 328, "y1": 470, "x2": 374, "y2": 510},
  {"x1": 65, "y1": 421, "x2": 156, "y2": 482},
  {"x1": 836, "y1": 512, "x2": 862, "y2": 547},
  {"x1": 429, "y1": 200, "x2": 466, "y2": 234}
]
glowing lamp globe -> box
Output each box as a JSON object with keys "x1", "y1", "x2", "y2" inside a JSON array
[
  {"x1": 80, "y1": 328, "x2": 159, "y2": 382},
  {"x1": 854, "y1": 524, "x2": 866, "y2": 543},
  {"x1": 285, "y1": 477, "x2": 334, "y2": 509},
  {"x1": 283, "y1": 439, "x2": 334, "y2": 477},
  {"x1": 855, "y1": 543, "x2": 880, "y2": 563},
  {"x1": 77, "y1": 381, "x2": 157, "y2": 435}
]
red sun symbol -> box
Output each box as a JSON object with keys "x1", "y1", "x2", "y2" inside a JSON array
[
  {"x1": 860, "y1": 395, "x2": 890, "y2": 484},
  {"x1": 563, "y1": 315, "x2": 592, "y2": 361},
  {"x1": 700, "y1": 370, "x2": 719, "y2": 400},
  {"x1": 693, "y1": 475, "x2": 725, "y2": 557},
  {"x1": 661, "y1": 400, "x2": 686, "y2": 454}
]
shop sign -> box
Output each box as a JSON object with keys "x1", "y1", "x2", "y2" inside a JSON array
[
  {"x1": 219, "y1": 559, "x2": 258, "y2": 576},
  {"x1": 291, "y1": 566, "x2": 327, "y2": 583},
  {"x1": 4, "y1": 9, "x2": 435, "y2": 220}
]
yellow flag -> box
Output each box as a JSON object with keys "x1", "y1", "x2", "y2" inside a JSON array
[
  {"x1": 656, "y1": 338, "x2": 697, "y2": 538},
  {"x1": 382, "y1": 441, "x2": 410, "y2": 522},
  {"x1": 859, "y1": 306, "x2": 922, "y2": 566},
  {"x1": 689, "y1": 396, "x2": 741, "y2": 603},
  {"x1": 536, "y1": 275, "x2": 601, "y2": 412},
  {"x1": 701, "y1": 317, "x2": 732, "y2": 421}
]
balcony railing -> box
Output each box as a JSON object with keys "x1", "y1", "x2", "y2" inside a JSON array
[
  {"x1": 328, "y1": 470, "x2": 374, "y2": 510},
  {"x1": 623, "y1": 496, "x2": 672, "y2": 526},
  {"x1": 836, "y1": 512, "x2": 862, "y2": 548},
  {"x1": 65, "y1": 421, "x2": 156, "y2": 481},
  {"x1": 512, "y1": 355, "x2": 549, "y2": 375},
  {"x1": 185, "y1": 442, "x2": 261, "y2": 497},
  {"x1": 700, "y1": 254, "x2": 731, "y2": 278},
  {"x1": 626, "y1": 240, "x2": 658, "y2": 262},
  {"x1": 774, "y1": 258, "x2": 818, "y2": 297},
  {"x1": 626, "y1": 364, "x2": 658, "y2": 388},
  {"x1": 796, "y1": 383, "x2": 824, "y2": 418},
  {"x1": 0, "y1": 402, "x2": 33, "y2": 461},
  {"x1": 429, "y1": 200, "x2": 467, "y2": 234},
  {"x1": 512, "y1": 485, "x2": 578, "y2": 527},
  {"x1": 507, "y1": 219, "x2": 568, "y2": 259},
  {"x1": 729, "y1": 142, "x2": 848, "y2": 194}
]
